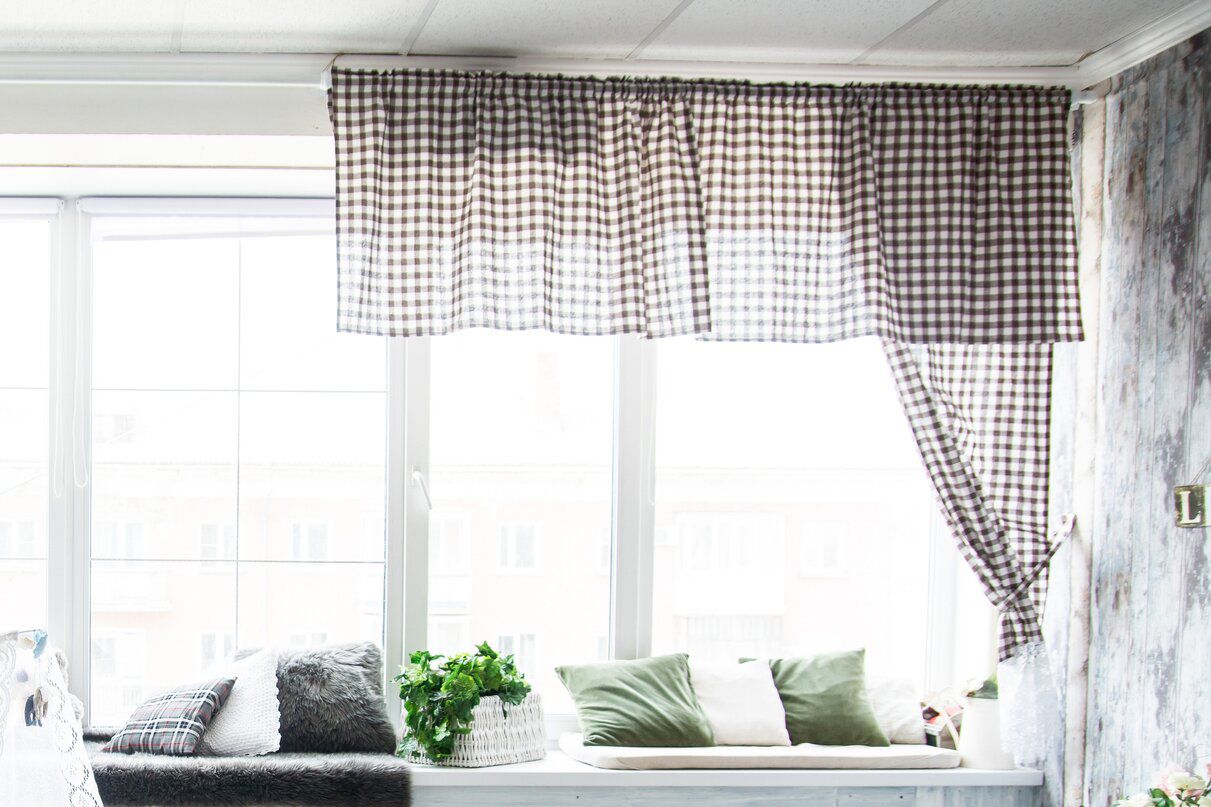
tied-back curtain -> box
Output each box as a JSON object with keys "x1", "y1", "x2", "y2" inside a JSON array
[
  {"x1": 330, "y1": 70, "x2": 1080, "y2": 343},
  {"x1": 328, "y1": 68, "x2": 1081, "y2": 660},
  {"x1": 881, "y1": 342, "x2": 1058, "y2": 659}
]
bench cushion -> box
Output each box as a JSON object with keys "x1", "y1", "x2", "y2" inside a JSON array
[
  {"x1": 558, "y1": 733, "x2": 960, "y2": 771},
  {"x1": 87, "y1": 739, "x2": 411, "y2": 807}
]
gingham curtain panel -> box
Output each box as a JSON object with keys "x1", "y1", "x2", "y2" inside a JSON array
[
  {"x1": 881, "y1": 341, "x2": 1060, "y2": 659},
  {"x1": 328, "y1": 70, "x2": 1080, "y2": 341}
]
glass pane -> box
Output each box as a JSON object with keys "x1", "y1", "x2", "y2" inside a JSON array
[
  {"x1": 652, "y1": 338, "x2": 935, "y2": 690},
  {"x1": 92, "y1": 235, "x2": 239, "y2": 390},
  {"x1": 91, "y1": 560, "x2": 236, "y2": 726},
  {"x1": 428, "y1": 332, "x2": 613, "y2": 714},
  {"x1": 87, "y1": 210, "x2": 389, "y2": 730},
  {"x1": 238, "y1": 393, "x2": 386, "y2": 562},
  {"x1": 237, "y1": 562, "x2": 384, "y2": 650},
  {"x1": 0, "y1": 220, "x2": 50, "y2": 388},
  {"x1": 239, "y1": 235, "x2": 386, "y2": 392},
  {"x1": 0, "y1": 390, "x2": 49, "y2": 559},
  {"x1": 0, "y1": 560, "x2": 47, "y2": 630},
  {"x1": 92, "y1": 391, "x2": 238, "y2": 560}
]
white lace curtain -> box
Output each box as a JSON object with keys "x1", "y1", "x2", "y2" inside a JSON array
[{"x1": 0, "y1": 630, "x2": 103, "y2": 806}]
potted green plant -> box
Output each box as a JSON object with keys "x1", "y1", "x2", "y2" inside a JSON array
[
  {"x1": 958, "y1": 675, "x2": 1014, "y2": 770},
  {"x1": 394, "y1": 641, "x2": 546, "y2": 767}
]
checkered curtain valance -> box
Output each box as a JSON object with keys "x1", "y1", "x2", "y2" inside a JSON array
[
  {"x1": 328, "y1": 69, "x2": 1081, "y2": 659},
  {"x1": 329, "y1": 70, "x2": 1080, "y2": 342}
]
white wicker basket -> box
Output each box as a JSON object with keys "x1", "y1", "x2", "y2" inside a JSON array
[{"x1": 408, "y1": 692, "x2": 547, "y2": 767}]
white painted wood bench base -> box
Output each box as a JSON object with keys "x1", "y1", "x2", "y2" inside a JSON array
[
  {"x1": 415, "y1": 785, "x2": 1042, "y2": 807},
  {"x1": 411, "y1": 751, "x2": 1043, "y2": 806}
]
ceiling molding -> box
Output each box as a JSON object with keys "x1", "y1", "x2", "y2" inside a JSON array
[
  {"x1": 1074, "y1": 0, "x2": 1211, "y2": 87},
  {"x1": 0, "y1": 52, "x2": 330, "y2": 87}
]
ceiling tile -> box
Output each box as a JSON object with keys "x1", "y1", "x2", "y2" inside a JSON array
[
  {"x1": 0, "y1": 0, "x2": 176, "y2": 51},
  {"x1": 639, "y1": 0, "x2": 939, "y2": 63},
  {"x1": 859, "y1": 0, "x2": 1193, "y2": 66},
  {"x1": 179, "y1": 0, "x2": 429, "y2": 53},
  {"x1": 409, "y1": 0, "x2": 691, "y2": 59}
]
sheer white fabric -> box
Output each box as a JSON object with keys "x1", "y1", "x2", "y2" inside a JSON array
[
  {"x1": 0, "y1": 631, "x2": 103, "y2": 807},
  {"x1": 999, "y1": 641, "x2": 1063, "y2": 778}
]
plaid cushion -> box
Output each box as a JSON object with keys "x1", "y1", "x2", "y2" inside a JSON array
[{"x1": 102, "y1": 677, "x2": 235, "y2": 755}]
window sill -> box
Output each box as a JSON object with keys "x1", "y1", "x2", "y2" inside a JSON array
[{"x1": 409, "y1": 751, "x2": 1044, "y2": 788}]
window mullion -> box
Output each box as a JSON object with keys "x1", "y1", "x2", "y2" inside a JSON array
[
  {"x1": 611, "y1": 335, "x2": 656, "y2": 660},
  {"x1": 383, "y1": 336, "x2": 409, "y2": 729},
  {"x1": 397, "y1": 336, "x2": 430, "y2": 689},
  {"x1": 48, "y1": 200, "x2": 93, "y2": 720}
]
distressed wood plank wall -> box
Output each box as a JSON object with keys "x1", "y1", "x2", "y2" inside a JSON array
[{"x1": 1084, "y1": 29, "x2": 1210, "y2": 807}]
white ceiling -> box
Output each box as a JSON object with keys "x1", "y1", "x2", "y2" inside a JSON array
[{"x1": 0, "y1": 0, "x2": 1202, "y2": 67}]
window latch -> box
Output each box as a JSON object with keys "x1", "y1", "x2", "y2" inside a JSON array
[{"x1": 410, "y1": 467, "x2": 434, "y2": 511}]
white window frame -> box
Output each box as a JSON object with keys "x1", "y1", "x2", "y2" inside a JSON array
[{"x1": 8, "y1": 179, "x2": 994, "y2": 731}]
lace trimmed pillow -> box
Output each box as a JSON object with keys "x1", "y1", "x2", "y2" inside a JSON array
[{"x1": 196, "y1": 648, "x2": 281, "y2": 756}]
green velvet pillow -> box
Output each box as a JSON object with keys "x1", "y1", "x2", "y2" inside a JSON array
[
  {"x1": 556, "y1": 654, "x2": 715, "y2": 747},
  {"x1": 760, "y1": 650, "x2": 890, "y2": 747}
]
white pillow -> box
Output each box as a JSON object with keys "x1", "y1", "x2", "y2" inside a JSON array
[
  {"x1": 689, "y1": 659, "x2": 791, "y2": 746},
  {"x1": 196, "y1": 648, "x2": 281, "y2": 756},
  {"x1": 866, "y1": 676, "x2": 925, "y2": 744}
]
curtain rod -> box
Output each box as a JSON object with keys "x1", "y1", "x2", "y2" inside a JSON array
[
  {"x1": 323, "y1": 57, "x2": 1101, "y2": 106},
  {"x1": 326, "y1": 54, "x2": 1086, "y2": 92}
]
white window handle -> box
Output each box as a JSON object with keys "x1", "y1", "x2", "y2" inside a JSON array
[{"x1": 411, "y1": 467, "x2": 434, "y2": 511}]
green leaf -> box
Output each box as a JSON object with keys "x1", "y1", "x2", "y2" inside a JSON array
[{"x1": 395, "y1": 640, "x2": 533, "y2": 762}]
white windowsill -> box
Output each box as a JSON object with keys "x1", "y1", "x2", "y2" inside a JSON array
[{"x1": 409, "y1": 750, "x2": 1044, "y2": 788}]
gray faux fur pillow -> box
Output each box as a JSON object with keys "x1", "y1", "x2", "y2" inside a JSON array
[{"x1": 239, "y1": 642, "x2": 397, "y2": 754}]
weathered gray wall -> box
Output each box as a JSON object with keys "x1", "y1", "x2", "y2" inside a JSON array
[{"x1": 1083, "y1": 29, "x2": 1211, "y2": 807}]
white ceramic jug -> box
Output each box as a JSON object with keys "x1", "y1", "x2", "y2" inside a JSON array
[{"x1": 958, "y1": 697, "x2": 1016, "y2": 770}]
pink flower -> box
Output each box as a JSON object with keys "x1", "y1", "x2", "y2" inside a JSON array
[{"x1": 1156, "y1": 765, "x2": 1207, "y2": 800}]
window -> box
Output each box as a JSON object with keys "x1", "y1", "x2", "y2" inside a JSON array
[
  {"x1": 290, "y1": 522, "x2": 330, "y2": 561},
  {"x1": 91, "y1": 630, "x2": 147, "y2": 714},
  {"x1": 496, "y1": 633, "x2": 537, "y2": 678},
  {"x1": 427, "y1": 332, "x2": 614, "y2": 714},
  {"x1": 0, "y1": 210, "x2": 52, "y2": 631},
  {"x1": 11, "y1": 193, "x2": 996, "y2": 731},
  {"x1": 498, "y1": 523, "x2": 538, "y2": 571},
  {"x1": 200, "y1": 523, "x2": 236, "y2": 560},
  {"x1": 93, "y1": 522, "x2": 146, "y2": 559},
  {"x1": 199, "y1": 631, "x2": 236, "y2": 669},
  {"x1": 86, "y1": 202, "x2": 387, "y2": 725},
  {"x1": 288, "y1": 632, "x2": 329, "y2": 648},
  {"x1": 652, "y1": 338, "x2": 940, "y2": 690},
  {"x1": 429, "y1": 514, "x2": 471, "y2": 613},
  {"x1": 800, "y1": 525, "x2": 848, "y2": 578}
]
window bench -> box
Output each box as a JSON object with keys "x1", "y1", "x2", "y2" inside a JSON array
[{"x1": 413, "y1": 750, "x2": 1044, "y2": 807}]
